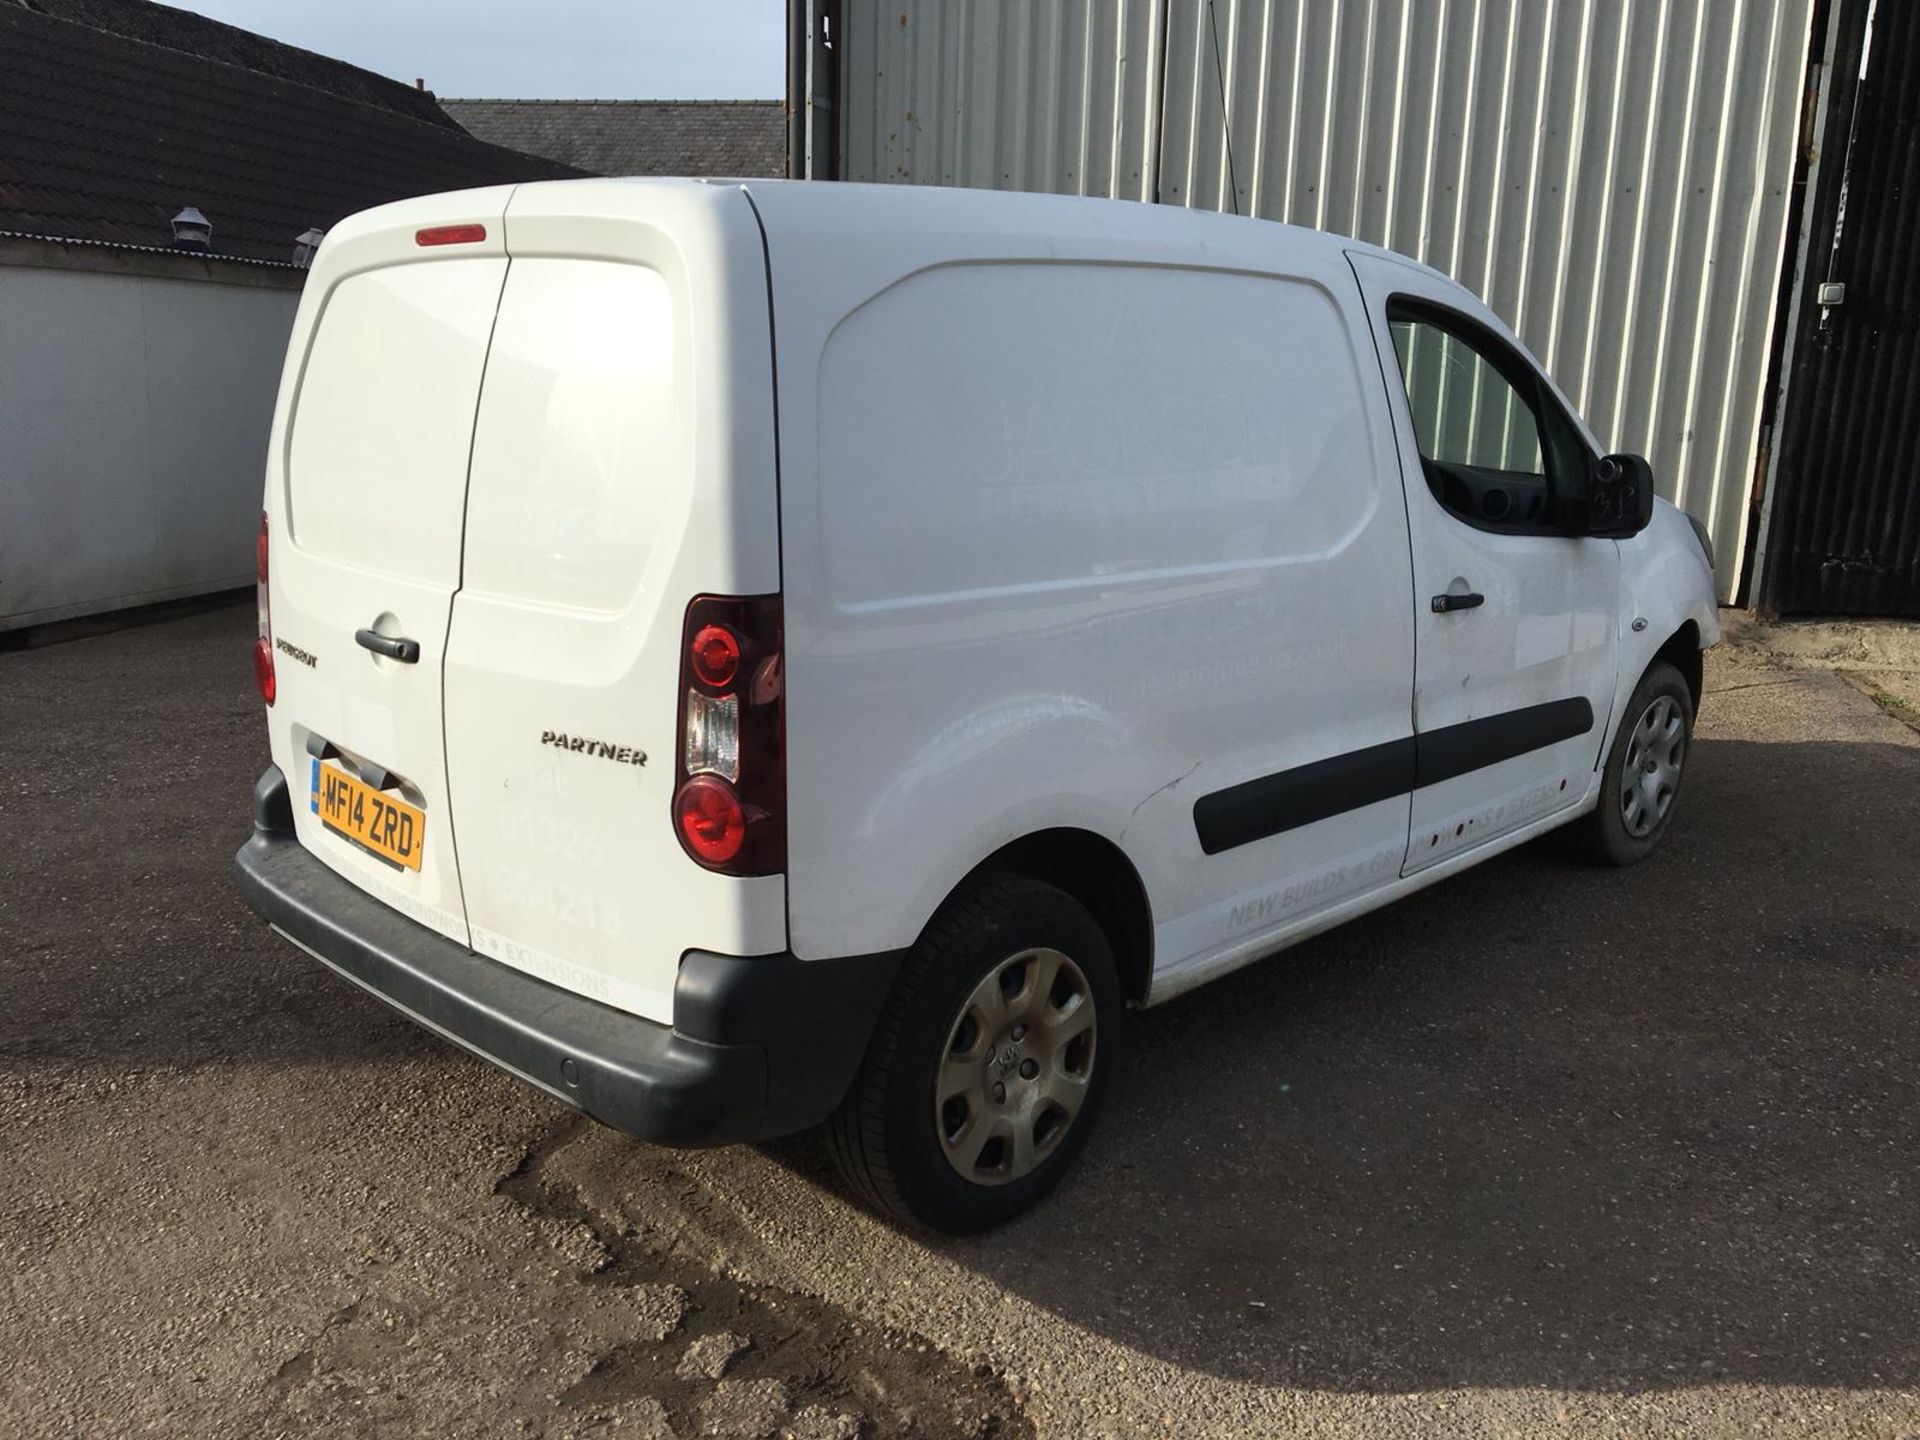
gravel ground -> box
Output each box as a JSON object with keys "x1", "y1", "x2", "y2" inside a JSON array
[{"x1": 2, "y1": 603, "x2": 1917, "y2": 1438}]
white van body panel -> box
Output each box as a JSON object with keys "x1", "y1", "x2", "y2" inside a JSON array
[
  {"x1": 260, "y1": 178, "x2": 1717, "y2": 1040},
  {"x1": 261, "y1": 181, "x2": 784, "y2": 1024},
  {"x1": 442, "y1": 180, "x2": 784, "y2": 1025},
  {"x1": 244, "y1": 179, "x2": 1723, "y2": 1207},
  {"x1": 1342, "y1": 240, "x2": 1720, "y2": 815},
  {"x1": 1346, "y1": 249, "x2": 1622, "y2": 871},
  {"x1": 1617, "y1": 498, "x2": 1723, "y2": 690},
  {"x1": 263, "y1": 187, "x2": 517, "y2": 945},
  {"x1": 747, "y1": 183, "x2": 1422, "y2": 980}
]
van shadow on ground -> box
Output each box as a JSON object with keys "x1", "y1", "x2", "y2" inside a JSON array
[{"x1": 898, "y1": 735, "x2": 1920, "y2": 1394}]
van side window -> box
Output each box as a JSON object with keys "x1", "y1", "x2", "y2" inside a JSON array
[{"x1": 1385, "y1": 301, "x2": 1582, "y2": 534}]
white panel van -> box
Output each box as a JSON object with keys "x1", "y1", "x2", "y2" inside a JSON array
[{"x1": 236, "y1": 180, "x2": 1718, "y2": 1231}]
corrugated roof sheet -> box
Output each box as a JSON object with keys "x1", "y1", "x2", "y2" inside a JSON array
[
  {"x1": 0, "y1": 5, "x2": 581, "y2": 264},
  {"x1": 441, "y1": 99, "x2": 787, "y2": 178}
]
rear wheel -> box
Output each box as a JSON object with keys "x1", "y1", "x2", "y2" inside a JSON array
[
  {"x1": 826, "y1": 876, "x2": 1120, "y2": 1232},
  {"x1": 1570, "y1": 658, "x2": 1695, "y2": 865}
]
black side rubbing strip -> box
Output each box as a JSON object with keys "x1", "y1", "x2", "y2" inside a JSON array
[
  {"x1": 1412, "y1": 698, "x2": 1594, "y2": 789},
  {"x1": 1193, "y1": 737, "x2": 1416, "y2": 856},
  {"x1": 1192, "y1": 698, "x2": 1597, "y2": 855}
]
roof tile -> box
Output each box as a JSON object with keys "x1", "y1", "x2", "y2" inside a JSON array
[
  {"x1": 441, "y1": 99, "x2": 786, "y2": 179},
  {"x1": 0, "y1": 6, "x2": 581, "y2": 263}
]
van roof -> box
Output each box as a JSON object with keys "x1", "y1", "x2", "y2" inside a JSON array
[{"x1": 497, "y1": 175, "x2": 1453, "y2": 290}]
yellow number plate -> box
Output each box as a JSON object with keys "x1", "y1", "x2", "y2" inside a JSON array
[{"x1": 309, "y1": 759, "x2": 425, "y2": 872}]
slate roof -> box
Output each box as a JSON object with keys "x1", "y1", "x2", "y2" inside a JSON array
[
  {"x1": 442, "y1": 99, "x2": 787, "y2": 179},
  {"x1": 0, "y1": 3, "x2": 581, "y2": 264},
  {"x1": 15, "y1": 0, "x2": 460, "y2": 129}
]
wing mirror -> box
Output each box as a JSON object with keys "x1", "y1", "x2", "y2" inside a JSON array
[{"x1": 1574, "y1": 453, "x2": 1656, "y2": 538}]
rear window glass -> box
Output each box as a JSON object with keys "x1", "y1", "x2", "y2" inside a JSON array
[{"x1": 288, "y1": 259, "x2": 506, "y2": 586}]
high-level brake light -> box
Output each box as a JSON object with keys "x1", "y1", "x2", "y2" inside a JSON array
[{"x1": 415, "y1": 223, "x2": 487, "y2": 247}]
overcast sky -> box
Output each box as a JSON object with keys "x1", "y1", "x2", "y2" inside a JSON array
[{"x1": 157, "y1": 0, "x2": 785, "y2": 100}]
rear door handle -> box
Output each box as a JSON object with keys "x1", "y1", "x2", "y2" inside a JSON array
[
  {"x1": 1431, "y1": 591, "x2": 1486, "y2": 614},
  {"x1": 355, "y1": 628, "x2": 420, "y2": 663}
]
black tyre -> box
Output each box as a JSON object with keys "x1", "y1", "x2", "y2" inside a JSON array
[
  {"x1": 1570, "y1": 658, "x2": 1695, "y2": 866},
  {"x1": 826, "y1": 876, "x2": 1120, "y2": 1232}
]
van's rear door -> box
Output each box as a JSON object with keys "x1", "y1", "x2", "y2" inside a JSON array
[
  {"x1": 266, "y1": 190, "x2": 512, "y2": 945},
  {"x1": 441, "y1": 181, "x2": 786, "y2": 1025}
]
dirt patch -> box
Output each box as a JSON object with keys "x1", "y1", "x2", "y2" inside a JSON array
[
  {"x1": 1839, "y1": 669, "x2": 1920, "y2": 736},
  {"x1": 1722, "y1": 613, "x2": 1920, "y2": 671},
  {"x1": 497, "y1": 1117, "x2": 1031, "y2": 1440}
]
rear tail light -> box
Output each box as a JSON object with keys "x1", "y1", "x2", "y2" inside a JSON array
[
  {"x1": 676, "y1": 774, "x2": 747, "y2": 864},
  {"x1": 253, "y1": 511, "x2": 275, "y2": 706},
  {"x1": 683, "y1": 690, "x2": 740, "y2": 780},
  {"x1": 673, "y1": 594, "x2": 783, "y2": 873},
  {"x1": 689, "y1": 623, "x2": 742, "y2": 688}
]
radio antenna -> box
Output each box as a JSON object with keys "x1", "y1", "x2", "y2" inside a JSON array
[{"x1": 1207, "y1": 0, "x2": 1241, "y2": 215}]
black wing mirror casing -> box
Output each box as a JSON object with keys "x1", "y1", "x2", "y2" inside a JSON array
[{"x1": 1576, "y1": 453, "x2": 1656, "y2": 538}]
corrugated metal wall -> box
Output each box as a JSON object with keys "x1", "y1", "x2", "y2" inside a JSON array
[
  {"x1": 839, "y1": 1, "x2": 1163, "y2": 198},
  {"x1": 837, "y1": 0, "x2": 1818, "y2": 601}
]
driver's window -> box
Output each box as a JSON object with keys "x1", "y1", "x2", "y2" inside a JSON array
[{"x1": 1387, "y1": 305, "x2": 1562, "y2": 531}]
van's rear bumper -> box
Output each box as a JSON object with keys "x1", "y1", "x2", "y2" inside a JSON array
[{"x1": 233, "y1": 766, "x2": 899, "y2": 1147}]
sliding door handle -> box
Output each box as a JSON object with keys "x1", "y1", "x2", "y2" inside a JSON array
[
  {"x1": 1431, "y1": 591, "x2": 1486, "y2": 614},
  {"x1": 355, "y1": 628, "x2": 420, "y2": 663}
]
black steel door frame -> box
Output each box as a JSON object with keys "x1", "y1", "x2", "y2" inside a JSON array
[{"x1": 1754, "y1": 0, "x2": 1920, "y2": 617}]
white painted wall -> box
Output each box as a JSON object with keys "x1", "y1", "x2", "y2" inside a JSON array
[{"x1": 0, "y1": 261, "x2": 299, "y2": 630}]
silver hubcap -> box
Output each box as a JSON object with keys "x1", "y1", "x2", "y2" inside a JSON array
[
  {"x1": 1620, "y1": 694, "x2": 1686, "y2": 838},
  {"x1": 936, "y1": 947, "x2": 1096, "y2": 1186}
]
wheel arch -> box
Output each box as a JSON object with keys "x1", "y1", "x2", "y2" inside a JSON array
[
  {"x1": 943, "y1": 828, "x2": 1155, "y2": 1007},
  {"x1": 1653, "y1": 619, "x2": 1704, "y2": 711}
]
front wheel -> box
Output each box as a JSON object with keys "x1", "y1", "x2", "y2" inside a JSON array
[
  {"x1": 825, "y1": 876, "x2": 1120, "y2": 1232},
  {"x1": 1570, "y1": 658, "x2": 1695, "y2": 866}
]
